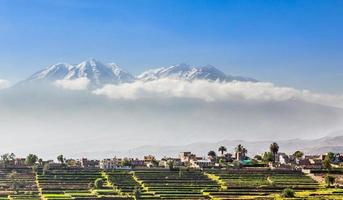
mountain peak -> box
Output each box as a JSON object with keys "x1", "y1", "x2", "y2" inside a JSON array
[
  {"x1": 24, "y1": 59, "x2": 136, "y2": 87},
  {"x1": 138, "y1": 64, "x2": 256, "y2": 82},
  {"x1": 78, "y1": 58, "x2": 102, "y2": 66}
]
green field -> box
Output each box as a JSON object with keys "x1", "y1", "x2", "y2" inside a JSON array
[{"x1": 0, "y1": 167, "x2": 342, "y2": 200}]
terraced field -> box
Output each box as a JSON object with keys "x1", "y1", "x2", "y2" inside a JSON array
[
  {"x1": 133, "y1": 169, "x2": 220, "y2": 199},
  {"x1": 0, "y1": 167, "x2": 342, "y2": 200},
  {"x1": 0, "y1": 167, "x2": 40, "y2": 200},
  {"x1": 106, "y1": 170, "x2": 157, "y2": 199},
  {"x1": 37, "y1": 168, "x2": 103, "y2": 200},
  {"x1": 204, "y1": 168, "x2": 320, "y2": 200},
  {"x1": 37, "y1": 168, "x2": 132, "y2": 200}
]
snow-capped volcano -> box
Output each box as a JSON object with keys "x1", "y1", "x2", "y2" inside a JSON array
[
  {"x1": 23, "y1": 60, "x2": 256, "y2": 89},
  {"x1": 25, "y1": 59, "x2": 136, "y2": 87},
  {"x1": 138, "y1": 63, "x2": 256, "y2": 82}
]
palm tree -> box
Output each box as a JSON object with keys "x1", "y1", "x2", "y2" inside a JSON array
[
  {"x1": 242, "y1": 148, "x2": 247, "y2": 157},
  {"x1": 57, "y1": 155, "x2": 65, "y2": 164},
  {"x1": 218, "y1": 146, "x2": 227, "y2": 156},
  {"x1": 235, "y1": 144, "x2": 243, "y2": 153},
  {"x1": 270, "y1": 142, "x2": 279, "y2": 162}
]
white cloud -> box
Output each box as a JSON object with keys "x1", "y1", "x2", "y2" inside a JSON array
[
  {"x1": 0, "y1": 79, "x2": 10, "y2": 89},
  {"x1": 93, "y1": 79, "x2": 343, "y2": 108},
  {"x1": 54, "y1": 78, "x2": 90, "y2": 90}
]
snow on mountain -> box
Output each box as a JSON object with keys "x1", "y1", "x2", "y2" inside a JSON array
[
  {"x1": 138, "y1": 63, "x2": 256, "y2": 82},
  {"x1": 23, "y1": 60, "x2": 256, "y2": 89},
  {"x1": 28, "y1": 63, "x2": 74, "y2": 81},
  {"x1": 25, "y1": 59, "x2": 136, "y2": 88}
]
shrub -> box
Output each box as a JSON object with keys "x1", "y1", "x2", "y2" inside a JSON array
[
  {"x1": 94, "y1": 178, "x2": 104, "y2": 189},
  {"x1": 281, "y1": 188, "x2": 295, "y2": 198},
  {"x1": 88, "y1": 182, "x2": 94, "y2": 189},
  {"x1": 325, "y1": 174, "x2": 335, "y2": 187}
]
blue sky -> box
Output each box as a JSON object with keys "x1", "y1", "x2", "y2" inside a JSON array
[{"x1": 0, "y1": 0, "x2": 342, "y2": 93}]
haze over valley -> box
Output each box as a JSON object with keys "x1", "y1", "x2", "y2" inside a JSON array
[{"x1": 0, "y1": 59, "x2": 342, "y2": 159}]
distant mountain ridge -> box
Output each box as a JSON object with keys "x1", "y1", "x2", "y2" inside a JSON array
[
  {"x1": 23, "y1": 59, "x2": 256, "y2": 88},
  {"x1": 25, "y1": 59, "x2": 136, "y2": 87},
  {"x1": 71, "y1": 135, "x2": 343, "y2": 159},
  {"x1": 137, "y1": 63, "x2": 256, "y2": 82}
]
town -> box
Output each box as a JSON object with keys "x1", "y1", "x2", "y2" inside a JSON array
[{"x1": 0, "y1": 143, "x2": 342, "y2": 200}]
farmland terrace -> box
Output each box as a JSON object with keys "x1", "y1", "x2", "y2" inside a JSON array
[{"x1": 0, "y1": 167, "x2": 342, "y2": 200}]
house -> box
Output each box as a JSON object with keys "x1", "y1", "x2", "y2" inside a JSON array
[
  {"x1": 179, "y1": 152, "x2": 196, "y2": 162},
  {"x1": 81, "y1": 158, "x2": 100, "y2": 169},
  {"x1": 333, "y1": 153, "x2": 342, "y2": 163},
  {"x1": 298, "y1": 158, "x2": 322, "y2": 170},
  {"x1": 47, "y1": 162, "x2": 63, "y2": 169},
  {"x1": 14, "y1": 158, "x2": 26, "y2": 166},
  {"x1": 66, "y1": 159, "x2": 80, "y2": 167},
  {"x1": 278, "y1": 153, "x2": 290, "y2": 165},
  {"x1": 190, "y1": 158, "x2": 212, "y2": 169},
  {"x1": 309, "y1": 158, "x2": 322, "y2": 165},
  {"x1": 100, "y1": 158, "x2": 119, "y2": 170},
  {"x1": 159, "y1": 157, "x2": 182, "y2": 168},
  {"x1": 144, "y1": 155, "x2": 156, "y2": 163},
  {"x1": 159, "y1": 159, "x2": 167, "y2": 168},
  {"x1": 131, "y1": 159, "x2": 145, "y2": 167}
]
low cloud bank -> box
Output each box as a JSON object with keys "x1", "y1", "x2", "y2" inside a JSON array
[
  {"x1": 0, "y1": 79, "x2": 10, "y2": 89},
  {"x1": 54, "y1": 78, "x2": 90, "y2": 90},
  {"x1": 93, "y1": 79, "x2": 343, "y2": 108}
]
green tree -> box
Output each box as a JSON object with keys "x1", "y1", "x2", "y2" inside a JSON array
[
  {"x1": 218, "y1": 146, "x2": 227, "y2": 156},
  {"x1": 25, "y1": 154, "x2": 38, "y2": 166},
  {"x1": 121, "y1": 159, "x2": 132, "y2": 167},
  {"x1": 94, "y1": 178, "x2": 104, "y2": 189},
  {"x1": 242, "y1": 147, "x2": 247, "y2": 157},
  {"x1": 325, "y1": 174, "x2": 335, "y2": 187},
  {"x1": 269, "y1": 142, "x2": 279, "y2": 162},
  {"x1": 8, "y1": 171, "x2": 20, "y2": 194},
  {"x1": 38, "y1": 158, "x2": 43, "y2": 166},
  {"x1": 208, "y1": 151, "x2": 217, "y2": 160},
  {"x1": 263, "y1": 152, "x2": 274, "y2": 163},
  {"x1": 57, "y1": 155, "x2": 65, "y2": 164},
  {"x1": 254, "y1": 155, "x2": 262, "y2": 161},
  {"x1": 235, "y1": 144, "x2": 243, "y2": 153},
  {"x1": 219, "y1": 158, "x2": 226, "y2": 166},
  {"x1": 167, "y1": 160, "x2": 175, "y2": 171},
  {"x1": 323, "y1": 158, "x2": 332, "y2": 170},
  {"x1": 1, "y1": 153, "x2": 16, "y2": 166},
  {"x1": 293, "y1": 151, "x2": 304, "y2": 160},
  {"x1": 326, "y1": 152, "x2": 335, "y2": 162},
  {"x1": 281, "y1": 188, "x2": 295, "y2": 198},
  {"x1": 31, "y1": 165, "x2": 38, "y2": 173}
]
